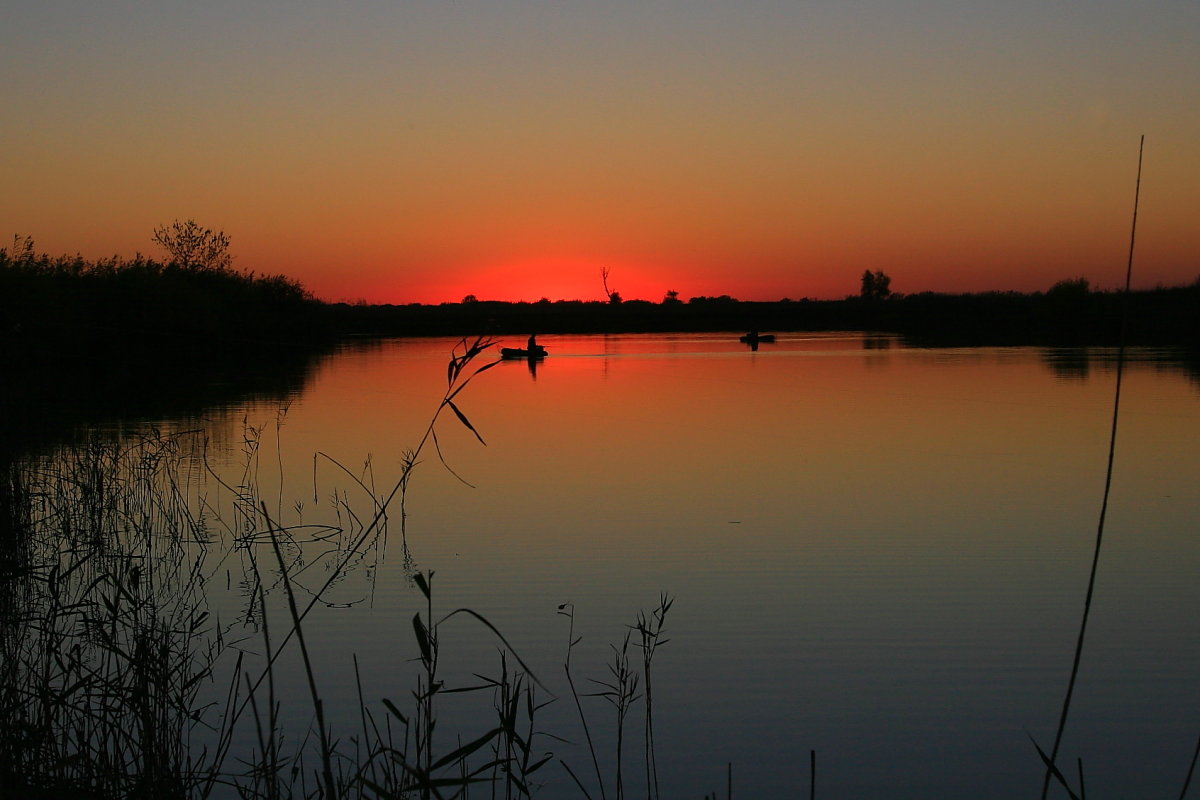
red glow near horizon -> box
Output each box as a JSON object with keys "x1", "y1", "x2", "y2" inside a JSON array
[
  {"x1": 354, "y1": 251, "x2": 859, "y2": 306},
  {"x1": 470, "y1": 258, "x2": 609, "y2": 303},
  {"x1": 382, "y1": 256, "x2": 687, "y2": 305}
]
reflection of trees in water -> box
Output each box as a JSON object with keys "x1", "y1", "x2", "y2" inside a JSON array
[
  {"x1": 1146, "y1": 349, "x2": 1200, "y2": 392},
  {"x1": 1173, "y1": 349, "x2": 1200, "y2": 388},
  {"x1": 862, "y1": 335, "x2": 893, "y2": 350},
  {"x1": 1039, "y1": 346, "x2": 1200, "y2": 389},
  {"x1": 0, "y1": 339, "x2": 336, "y2": 462},
  {"x1": 1043, "y1": 348, "x2": 1091, "y2": 381},
  {"x1": 862, "y1": 334, "x2": 894, "y2": 370}
]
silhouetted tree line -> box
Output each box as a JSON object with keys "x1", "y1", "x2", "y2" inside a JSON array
[
  {"x1": 0, "y1": 230, "x2": 336, "y2": 460},
  {"x1": 863, "y1": 283, "x2": 1198, "y2": 347},
  {"x1": 0, "y1": 233, "x2": 329, "y2": 363},
  {"x1": 3, "y1": 229, "x2": 1196, "y2": 353},
  {"x1": 328, "y1": 282, "x2": 1199, "y2": 347}
]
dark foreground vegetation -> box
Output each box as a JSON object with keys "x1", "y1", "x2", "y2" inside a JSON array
[
  {"x1": 1, "y1": 340, "x2": 686, "y2": 800},
  {"x1": 0, "y1": 233, "x2": 336, "y2": 459},
  {"x1": 0, "y1": 233, "x2": 331, "y2": 357}
]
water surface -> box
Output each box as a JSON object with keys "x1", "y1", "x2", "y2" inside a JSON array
[{"x1": 108, "y1": 334, "x2": 1200, "y2": 797}]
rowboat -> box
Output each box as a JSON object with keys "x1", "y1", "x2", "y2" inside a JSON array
[
  {"x1": 501, "y1": 347, "x2": 547, "y2": 359},
  {"x1": 739, "y1": 333, "x2": 775, "y2": 343}
]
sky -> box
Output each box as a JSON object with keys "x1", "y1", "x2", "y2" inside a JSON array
[{"x1": 2, "y1": 1, "x2": 1197, "y2": 304}]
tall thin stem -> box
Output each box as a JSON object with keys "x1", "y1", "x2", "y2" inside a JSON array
[
  {"x1": 1040, "y1": 135, "x2": 1144, "y2": 799},
  {"x1": 213, "y1": 338, "x2": 496, "y2": 762},
  {"x1": 264, "y1": 503, "x2": 337, "y2": 800}
]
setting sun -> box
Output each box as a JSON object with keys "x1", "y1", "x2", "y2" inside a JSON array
[{"x1": 3, "y1": 3, "x2": 1196, "y2": 304}]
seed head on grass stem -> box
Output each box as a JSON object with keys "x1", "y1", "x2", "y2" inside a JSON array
[{"x1": 634, "y1": 593, "x2": 672, "y2": 800}]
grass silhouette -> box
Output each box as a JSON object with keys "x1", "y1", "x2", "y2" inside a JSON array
[{"x1": 1, "y1": 339, "x2": 681, "y2": 800}]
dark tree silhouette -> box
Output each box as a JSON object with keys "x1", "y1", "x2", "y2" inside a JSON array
[
  {"x1": 1047, "y1": 276, "x2": 1090, "y2": 297},
  {"x1": 860, "y1": 269, "x2": 892, "y2": 301},
  {"x1": 152, "y1": 219, "x2": 233, "y2": 272},
  {"x1": 874, "y1": 270, "x2": 892, "y2": 298},
  {"x1": 860, "y1": 270, "x2": 875, "y2": 299},
  {"x1": 601, "y1": 266, "x2": 622, "y2": 304}
]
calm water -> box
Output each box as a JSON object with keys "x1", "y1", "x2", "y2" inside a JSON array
[{"x1": 113, "y1": 334, "x2": 1200, "y2": 797}]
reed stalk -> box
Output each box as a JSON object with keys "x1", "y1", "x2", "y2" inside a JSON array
[
  {"x1": 634, "y1": 593, "x2": 672, "y2": 800},
  {"x1": 264, "y1": 502, "x2": 337, "y2": 799},
  {"x1": 558, "y1": 602, "x2": 606, "y2": 800},
  {"x1": 1, "y1": 338, "x2": 688, "y2": 800},
  {"x1": 1038, "y1": 134, "x2": 1145, "y2": 800}
]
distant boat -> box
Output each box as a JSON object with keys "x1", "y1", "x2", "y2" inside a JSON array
[
  {"x1": 501, "y1": 347, "x2": 547, "y2": 359},
  {"x1": 739, "y1": 333, "x2": 775, "y2": 343}
]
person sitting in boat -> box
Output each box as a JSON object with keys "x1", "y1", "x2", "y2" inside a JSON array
[{"x1": 527, "y1": 333, "x2": 541, "y2": 353}]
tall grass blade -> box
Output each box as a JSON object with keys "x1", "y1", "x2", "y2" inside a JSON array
[
  {"x1": 1030, "y1": 733, "x2": 1083, "y2": 800},
  {"x1": 438, "y1": 608, "x2": 549, "y2": 693},
  {"x1": 445, "y1": 400, "x2": 487, "y2": 445},
  {"x1": 1180, "y1": 730, "x2": 1200, "y2": 799},
  {"x1": 1040, "y1": 135, "x2": 1145, "y2": 798}
]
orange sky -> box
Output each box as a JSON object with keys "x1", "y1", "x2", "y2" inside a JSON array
[{"x1": 2, "y1": 2, "x2": 1197, "y2": 304}]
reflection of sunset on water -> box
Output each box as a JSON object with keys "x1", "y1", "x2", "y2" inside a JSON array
[
  {"x1": 197, "y1": 333, "x2": 1200, "y2": 797},
  {"x1": 265, "y1": 336, "x2": 1197, "y2": 556}
]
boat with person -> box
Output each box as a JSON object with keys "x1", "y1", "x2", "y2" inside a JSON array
[
  {"x1": 739, "y1": 332, "x2": 775, "y2": 343},
  {"x1": 501, "y1": 346, "x2": 547, "y2": 359},
  {"x1": 503, "y1": 333, "x2": 547, "y2": 359}
]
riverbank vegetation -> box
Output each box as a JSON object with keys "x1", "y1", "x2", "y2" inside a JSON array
[
  {"x1": 0, "y1": 231, "x2": 336, "y2": 459},
  {"x1": 0, "y1": 232, "x2": 329, "y2": 360},
  {"x1": 0, "y1": 340, "x2": 687, "y2": 800},
  {"x1": 4, "y1": 230, "x2": 1198, "y2": 351},
  {"x1": 327, "y1": 280, "x2": 1200, "y2": 346}
]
